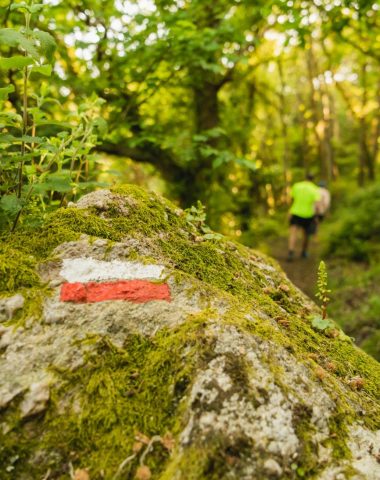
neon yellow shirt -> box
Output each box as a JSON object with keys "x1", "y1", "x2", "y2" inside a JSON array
[{"x1": 290, "y1": 181, "x2": 321, "y2": 218}]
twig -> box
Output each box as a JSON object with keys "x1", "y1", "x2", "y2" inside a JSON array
[
  {"x1": 69, "y1": 462, "x2": 75, "y2": 479},
  {"x1": 139, "y1": 435, "x2": 162, "y2": 466},
  {"x1": 111, "y1": 453, "x2": 137, "y2": 480},
  {"x1": 11, "y1": 185, "x2": 34, "y2": 232},
  {"x1": 41, "y1": 469, "x2": 51, "y2": 480}
]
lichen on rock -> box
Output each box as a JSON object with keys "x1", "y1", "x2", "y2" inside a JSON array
[{"x1": 0, "y1": 185, "x2": 379, "y2": 479}]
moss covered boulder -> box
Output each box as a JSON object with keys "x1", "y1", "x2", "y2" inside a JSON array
[{"x1": 0, "y1": 186, "x2": 380, "y2": 480}]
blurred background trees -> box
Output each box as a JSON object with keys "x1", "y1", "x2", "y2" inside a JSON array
[{"x1": 2, "y1": 0, "x2": 379, "y2": 232}]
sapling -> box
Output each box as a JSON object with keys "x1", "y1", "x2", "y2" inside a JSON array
[{"x1": 315, "y1": 260, "x2": 331, "y2": 320}]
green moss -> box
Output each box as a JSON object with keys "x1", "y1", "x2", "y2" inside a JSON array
[
  {"x1": 0, "y1": 245, "x2": 40, "y2": 293},
  {"x1": 323, "y1": 414, "x2": 352, "y2": 461},
  {"x1": 162, "y1": 438, "x2": 259, "y2": 480},
  {"x1": 0, "y1": 315, "x2": 211, "y2": 479}
]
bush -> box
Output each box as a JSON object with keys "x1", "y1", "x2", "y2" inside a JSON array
[{"x1": 325, "y1": 184, "x2": 380, "y2": 261}]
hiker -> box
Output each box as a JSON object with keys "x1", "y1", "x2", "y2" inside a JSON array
[
  {"x1": 287, "y1": 173, "x2": 321, "y2": 261},
  {"x1": 315, "y1": 180, "x2": 331, "y2": 222}
]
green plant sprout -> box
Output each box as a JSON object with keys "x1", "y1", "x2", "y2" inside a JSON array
[
  {"x1": 310, "y1": 260, "x2": 335, "y2": 332},
  {"x1": 310, "y1": 261, "x2": 352, "y2": 342},
  {"x1": 315, "y1": 261, "x2": 331, "y2": 320},
  {"x1": 185, "y1": 201, "x2": 223, "y2": 241}
]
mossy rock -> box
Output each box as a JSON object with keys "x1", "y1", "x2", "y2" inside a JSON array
[{"x1": 0, "y1": 186, "x2": 379, "y2": 480}]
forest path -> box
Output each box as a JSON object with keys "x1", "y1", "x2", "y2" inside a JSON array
[{"x1": 268, "y1": 235, "x2": 322, "y2": 300}]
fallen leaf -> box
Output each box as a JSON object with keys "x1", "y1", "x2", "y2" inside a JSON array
[
  {"x1": 74, "y1": 469, "x2": 90, "y2": 480},
  {"x1": 161, "y1": 432, "x2": 175, "y2": 451},
  {"x1": 325, "y1": 328, "x2": 340, "y2": 338},
  {"x1": 225, "y1": 455, "x2": 237, "y2": 466},
  {"x1": 308, "y1": 353, "x2": 319, "y2": 361},
  {"x1": 325, "y1": 362, "x2": 337, "y2": 372},
  {"x1": 349, "y1": 376, "x2": 364, "y2": 390},
  {"x1": 275, "y1": 317, "x2": 290, "y2": 328},
  {"x1": 263, "y1": 286, "x2": 274, "y2": 295},
  {"x1": 135, "y1": 465, "x2": 151, "y2": 480},
  {"x1": 133, "y1": 442, "x2": 143, "y2": 453},
  {"x1": 279, "y1": 284, "x2": 290, "y2": 293},
  {"x1": 135, "y1": 432, "x2": 150, "y2": 445},
  {"x1": 315, "y1": 366, "x2": 327, "y2": 380}
]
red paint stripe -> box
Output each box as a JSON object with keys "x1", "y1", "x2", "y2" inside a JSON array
[{"x1": 60, "y1": 280, "x2": 171, "y2": 304}]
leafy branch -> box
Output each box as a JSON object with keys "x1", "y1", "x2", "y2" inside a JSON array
[{"x1": 0, "y1": 2, "x2": 107, "y2": 232}]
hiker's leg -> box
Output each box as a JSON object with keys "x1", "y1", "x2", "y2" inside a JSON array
[
  {"x1": 301, "y1": 229, "x2": 310, "y2": 257},
  {"x1": 287, "y1": 225, "x2": 298, "y2": 260},
  {"x1": 288, "y1": 225, "x2": 298, "y2": 251}
]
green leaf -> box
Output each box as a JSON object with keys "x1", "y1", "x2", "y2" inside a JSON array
[
  {"x1": 193, "y1": 134, "x2": 208, "y2": 142},
  {"x1": 0, "y1": 29, "x2": 39, "y2": 59},
  {"x1": 212, "y1": 156, "x2": 227, "y2": 169},
  {"x1": 92, "y1": 117, "x2": 108, "y2": 136},
  {"x1": 0, "y1": 194, "x2": 23, "y2": 215},
  {"x1": 31, "y1": 64, "x2": 52, "y2": 76},
  {"x1": 10, "y1": 2, "x2": 29, "y2": 11},
  {"x1": 0, "y1": 134, "x2": 44, "y2": 144},
  {"x1": 311, "y1": 315, "x2": 334, "y2": 331},
  {"x1": 33, "y1": 173, "x2": 73, "y2": 194},
  {"x1": 0, "y1": 152, "x2": 40, "y2": 164},
  {"x1": 0, "y1": 133, "x2": 15, "y2": 143},
  {"x1": 0, "y1": 111, "x2": 23, "y2": 124},
  {"x1": 75, "y1": 180, "x2": 109, "y2": 190},
  {"x1": 0, "y1": 85, "x2": 15, "y2": 100},
  {"x1": 10, "y1": 3, "x2": 44, "y2": 13},
  {"x1": 0, "y1": 56, "x2": 34, "y2": 70},
  {"x1": 32, "y1": 30, "x2": 56, "y2": 62},
  {"x1": 338, "y1": 330, "x2": 354, "y2": 343},
  {"x1": 203, "y1": 232, "x2": 223, "y2": 241},
  {"x1": 35, "y1": 119, "x2": 74, "y2": 129},
  {"x1": 30, "y1": 4, "x2": 44, "y2": 13},
  {"x1": 235, "y1": 157, "x2": 257, "y2": 171}
]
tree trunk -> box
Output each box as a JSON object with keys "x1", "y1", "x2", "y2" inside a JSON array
[
  {"x1": 184, "y1": 80, "x2": 222, "y2": 208},
  {"x1": 306, "y1": 43, "x2": 333, "y2": 182},
  {"x1": 278, "y1": 59, "x2": 291, "y2": 203}
]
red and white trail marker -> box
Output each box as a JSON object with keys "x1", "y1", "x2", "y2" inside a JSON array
[{"x1": 59, "y1": 258, "x2": 171, "y2": 304}]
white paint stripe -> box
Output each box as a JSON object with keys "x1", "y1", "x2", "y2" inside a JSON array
[{"x1": 60, "y1": 258, "x2": 165, "y2": 283}]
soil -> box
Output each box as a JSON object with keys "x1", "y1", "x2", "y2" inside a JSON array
[{"x1": 268, "y1": 235, "x2": 322, "y2": 300}]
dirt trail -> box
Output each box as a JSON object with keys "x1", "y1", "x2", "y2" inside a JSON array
[{"x1": 268, "y1": 236, "x2": 322, "y2": 300}]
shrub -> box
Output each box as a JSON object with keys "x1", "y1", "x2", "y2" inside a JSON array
[{"x1": 325, "y1": 184, "x2": 380, "y2": 261}]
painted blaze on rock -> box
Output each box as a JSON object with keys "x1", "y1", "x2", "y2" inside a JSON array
[
  {"x1": 0, "y1": 186, "x2": 380, "y2": 480},
  {"x1": 59, "y1": 257, "x2": 171, "y2": 304},
  {"x1": 60, "y1": 279, "x2": 171, "y2": 304}
]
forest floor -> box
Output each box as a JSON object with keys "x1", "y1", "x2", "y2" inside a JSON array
[{"x1": 268, "y1": 235, "x2": 322, "y2": 300}]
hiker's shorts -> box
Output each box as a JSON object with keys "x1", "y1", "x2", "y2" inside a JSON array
[{"x1": 290, "y1": 214, "x2": 317, "y2": 235}]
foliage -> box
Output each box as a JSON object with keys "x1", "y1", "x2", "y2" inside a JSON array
[
  {"x1": 1, "y1": 0, "x2": 379, "y2": 237},
  {"x1": 325, "y1": 185, "x2": 380, "y2": 262},
  {"x1": 0, "y1": 3, "x2": 107, "y2": 232},
  {"x1": 327, "y1": 260, "x2": 380, "y2": 360}
]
